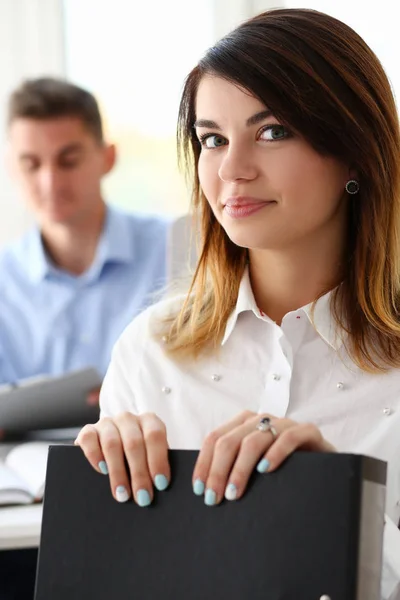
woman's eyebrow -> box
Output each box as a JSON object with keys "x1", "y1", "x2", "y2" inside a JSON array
[
  {"x1": 246, "y1": 109, "x2": 273, "y2": 126},
  {"x1": 194, "y1": 110, "x2": 273, "y2": 130},
  {"x1": 193, "y1": 119, "x2": 221, "y2": 129}
]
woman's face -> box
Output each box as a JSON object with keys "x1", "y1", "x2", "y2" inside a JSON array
[{"x1": 195, "y1": 75, "x2": 351, "y2": 251}]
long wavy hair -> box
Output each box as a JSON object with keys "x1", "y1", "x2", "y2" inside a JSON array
[{"x1": 163, "y1": 8, "x2": 400, "y2": 372}]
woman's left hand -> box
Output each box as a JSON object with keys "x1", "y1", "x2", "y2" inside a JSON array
[{"x1": 192, "y1": 411, "x2": 335, "y2": 505}]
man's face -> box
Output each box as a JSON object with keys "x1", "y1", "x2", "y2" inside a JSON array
[{"x1": 7, "y1": 116, "x2": 115, "y2": 227}]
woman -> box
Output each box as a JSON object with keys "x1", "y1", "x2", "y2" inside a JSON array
[{"x1": 76, "y1": 8, "x2": 400, "y2": 598}]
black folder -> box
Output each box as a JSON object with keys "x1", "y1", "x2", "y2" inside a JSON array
[{"x1": 34, "y1": 446, "x2": 387, "y2": 600}]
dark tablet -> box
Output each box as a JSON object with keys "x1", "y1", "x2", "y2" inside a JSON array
[{"x1": 0, "y1": 368, "x2": 101, "y2": 434}]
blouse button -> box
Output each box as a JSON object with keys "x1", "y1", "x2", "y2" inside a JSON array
[
  {"x1": 162, "y1": 386, "x2": 171, "y2": 394},
  {"x1": 383, "y1": 407, "x2": 393, "y2": 416},
  {"x1": 271, "y1": 373, "x2": 281, "y2": 381},
  {"x1": 211, "y1": 374, "x2": 221, "y2": 382}
]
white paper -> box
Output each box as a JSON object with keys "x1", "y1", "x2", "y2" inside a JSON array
[
  {"x1": 5, "y1": 442, "x2": 50, "y2": 499},
  {"x1": 0, "y1": 462, "x2": 32, "y2": 505}
]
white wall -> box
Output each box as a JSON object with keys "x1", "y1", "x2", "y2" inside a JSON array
[
  {"x1": 213, "y1": 0, "x2": 284, "y2": 37},
  {"x1": 0, "y1": 0, "x2": 65, "y2": 245}
]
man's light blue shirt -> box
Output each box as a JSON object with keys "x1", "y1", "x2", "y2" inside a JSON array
[{"x1": 0, "y1": 206, "x2": 169, "y2": 383}]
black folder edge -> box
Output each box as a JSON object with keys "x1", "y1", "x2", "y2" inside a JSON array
[{"x1": 357, "y1": 458, "x2": 387, "y2": 600}]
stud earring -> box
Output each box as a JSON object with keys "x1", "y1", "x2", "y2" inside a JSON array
[{"x1": 345, "y1": 179, "x2": 360, "y2": 195}]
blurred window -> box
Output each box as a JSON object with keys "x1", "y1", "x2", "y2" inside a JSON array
[{"x1": 63, "y1": 0, "x2": 215, "y2": 216}]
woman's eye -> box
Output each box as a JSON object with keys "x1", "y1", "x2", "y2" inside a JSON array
[
  {"x1": 259, "y1": 125, "x2": 290, "y2": 141},
  {"x1": 200, "y1": 134, "x2": 227, "y2": 149}
]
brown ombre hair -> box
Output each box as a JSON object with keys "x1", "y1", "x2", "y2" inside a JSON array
[{"x1": 165, "y1": 8, "x2": 400, "y2": 372}]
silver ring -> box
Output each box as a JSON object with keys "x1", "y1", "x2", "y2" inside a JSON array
[{"x1": 256, "y1": 417, "x2": 278, "y2": 440}]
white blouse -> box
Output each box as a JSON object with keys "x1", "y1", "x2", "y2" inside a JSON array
[{"x1": 100, "y1": 270, "x2": 400, "y2": 600}]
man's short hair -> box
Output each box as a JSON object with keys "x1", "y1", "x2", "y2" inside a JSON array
[{"x1": 8, "y1": 77, "x2": 104, "y2": 143}]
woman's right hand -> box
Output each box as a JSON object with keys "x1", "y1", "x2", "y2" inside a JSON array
[{"x1": 74, "y1": 412, "x2": 170, "y2": 507}]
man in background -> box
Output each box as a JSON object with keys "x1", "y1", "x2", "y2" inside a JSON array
[
  {"x1": 0, "y1": 77, "x2": 169, "y2": 389},
  {"x1": 0, "y1": 77, "x2": 172, "y2": 600}
]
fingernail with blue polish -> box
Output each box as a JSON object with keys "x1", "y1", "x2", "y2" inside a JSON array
[
  {"x1": 154, "y1": 474, "x2": 169, "y2": 491},
  {"x1": 137, "y1": 489, "x2": 152, "y2": 507},
  {"x1": 98, "y1": 461, "x2": 108, "y2": 475},
  {"x1": 116, "y1": 485, "x2": 130, "y2": 503},
  {"x1": 193, "y1": 479, "x2": 205, "y2": 496},
  {"x1": 257, "y1": 458, "x2": 270, "y2": 473},
  {"x1": 205, "y1": 488, "x2": 217, "y2": 506},
  {"x1": 225, "y1": 483, "x2": 237, "y2": 501}
]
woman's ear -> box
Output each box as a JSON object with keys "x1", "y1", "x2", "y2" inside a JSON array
[{"x1": 348, "y1": 167, "x2": 359, "y2": 182}]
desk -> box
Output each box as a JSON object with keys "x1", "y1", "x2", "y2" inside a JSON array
[
  {"x1": 0, "y1": 504, "x2": 42, "y2": 550},
  {"x1": 0, "y1": 431, "x2": 79, "y2": 599},
  {"x1": 0, "y1": 429, "x2": 78, "y2": 551},
  {"x1": 0, "y1": 446, "x2": 40, "y2": 599},
  {"x1": 0, "y1": 442, "x2": 42, "y2": 550}
]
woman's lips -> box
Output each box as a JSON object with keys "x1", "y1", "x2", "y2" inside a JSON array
[{"x1": 223, "y1": 198, "x2": 275, "y2": 219}]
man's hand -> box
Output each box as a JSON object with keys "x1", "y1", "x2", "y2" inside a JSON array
[{"x1": 86, "y1": 387, "x2": 101, "y2": 406}]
